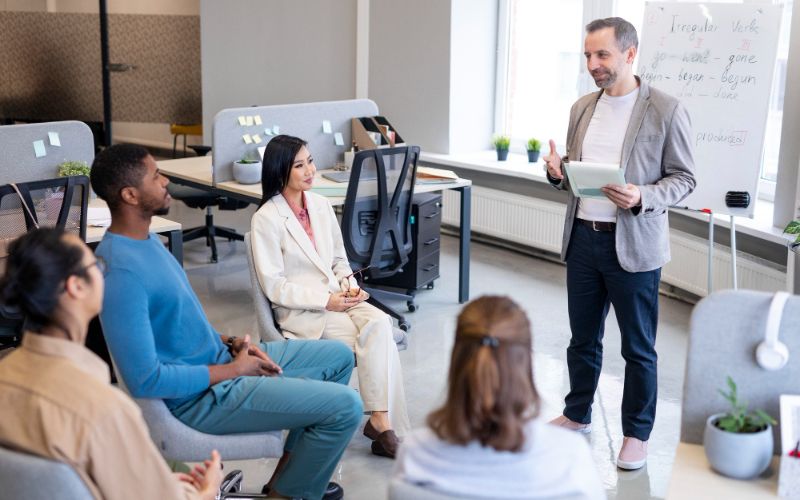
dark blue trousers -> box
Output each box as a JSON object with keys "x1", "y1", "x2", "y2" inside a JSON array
[{"x1": 563, "y1": 222, "x2": 661, "y2": 441}]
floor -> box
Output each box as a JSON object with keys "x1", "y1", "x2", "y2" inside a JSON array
[{"x1": 171, "y1": 202, "x2": 693, "y2": 500}]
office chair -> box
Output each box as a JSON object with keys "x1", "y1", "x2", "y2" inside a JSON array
[
  {"x1": 167, "y1": 146, "x2": 248, "y2": 263},
  {"x1": 0, "y1": 446, "x2": 93, "y2": 499},
  {"x1": 0, "y1": 175, "x2": 90, "y2": 350},
  {"x1": 244, "y1": 231, "x2": 285, "y2": 342},
  {"x1": 341, "y1": 146, "x2": 420, "y2": 332}
]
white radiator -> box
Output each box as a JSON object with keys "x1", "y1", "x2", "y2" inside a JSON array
[{"x1": 442, "y1": 186, "x2": 786, "y2": 296}]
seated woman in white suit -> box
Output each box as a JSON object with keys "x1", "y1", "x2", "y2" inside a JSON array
[{"x1": 250, "y1": 135, "x2": 410, "y2": 458}]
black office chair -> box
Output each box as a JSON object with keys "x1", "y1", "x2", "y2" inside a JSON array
[
  {"x1": 167, "y1": 145, "x2": 248, "y2": 263},
  {"x1": 341, "y1": 146, "x2": 420, "y2": 332},
  {"x1": 0, "y1": 175, "x2": 90, "y2": 350}
]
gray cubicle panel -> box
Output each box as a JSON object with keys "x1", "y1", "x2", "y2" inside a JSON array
[
  {"x1": 0, "y1": 121, "x2": 95, "y2": 186},
  {"x1": 682, "y1": 289, "x2": 800, "y2": 454},
  {"x1": 212, "y1": 99, "x2": 379, "y2": 184}
]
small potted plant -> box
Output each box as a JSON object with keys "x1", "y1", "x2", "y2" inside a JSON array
[
  {"x1": 526, "y1": 138, "x2": 542, "y2": 163},
  {"x1": 703, "y1": 376, "x2": 776, "y2": 479},
  {"x1": 492, "y1": 135, "x2": 511, "y2": 161},
  {"x1": 232, "y1": 154, "x2": 262, "y2": 185},
  {"x1": 57, "y1": 160, "x2": 91, "y2": 178},
  {"x1": 783, "y1": 219, "x2": 800, "y2": 253}
]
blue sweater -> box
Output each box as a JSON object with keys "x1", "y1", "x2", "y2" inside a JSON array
[{"x1": 96, "y1": 232, "x2": 231, "y2": 408}]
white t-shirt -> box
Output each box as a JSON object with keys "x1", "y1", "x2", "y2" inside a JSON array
[
  {"x1": 577, "y1": 87, "x2": 640, "y2": 222},
  {"x1": 393, "y1": 418, "x2": 605, "y2": 499}
]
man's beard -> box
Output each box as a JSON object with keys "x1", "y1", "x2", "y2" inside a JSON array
[
  {"x1": 591, "y1": 68, "x2": 617, "y2": 89},
  {"x1": 153, "y1": 205, "x2": 170, "y2": 216}
]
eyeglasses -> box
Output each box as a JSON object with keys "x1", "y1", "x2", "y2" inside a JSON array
[
  {"x1": 344, "y1": 265, "x2": 372, "y2": 280},
  {"x1": 81, "y1": 256, "x2": 107, "y2": 275}
]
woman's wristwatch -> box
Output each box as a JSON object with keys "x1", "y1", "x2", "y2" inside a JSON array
[{"x1": 224, "y1": 336, "x2": 238, "y2": 351}]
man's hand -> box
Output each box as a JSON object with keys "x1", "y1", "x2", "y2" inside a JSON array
[
  {"x1": 326, "y1": 291, "x2": 367, "y2": 312},
  {"x1": 181, "y1": 450, "x2": 222, "y2": 500},
  {"x1": 543, "y1": 139, "x2": 564, "y2": 180},
  {"x1": 232, "y1": 334, "x2": 282, "y2": 376},
  {"x1": 602, "y1": 183, "x2": 642, "y2": 209}
]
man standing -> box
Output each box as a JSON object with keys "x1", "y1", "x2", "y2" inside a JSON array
[
  {"x1": 543, "y1": 17, "x2": 695, "y2": 470},
  {"x1": 91, "y1": 144, "x2": 361, "y2": 500}
]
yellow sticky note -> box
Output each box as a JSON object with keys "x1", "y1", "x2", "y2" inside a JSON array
[
  {"x1": 238, "y1": 116, "x2": 247, "y2": 126},
  {"x1": 254, "y1": 115, "x2": 263, "y2": 125},
  {"x1": 246, "y1": 116, "x2": 254, "y2": 126},
  {"x1": 243, "y1": 134, "x2": 253, "y2": 144},
  {"x1": 252, "y1": 134, "x2": 262, "y2": 144}
]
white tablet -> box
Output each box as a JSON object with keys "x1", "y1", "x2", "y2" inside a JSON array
[{"x1": 563, "y1": 161, "x2": 625, "y2": 199}]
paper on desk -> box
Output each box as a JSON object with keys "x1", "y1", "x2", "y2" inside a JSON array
[
  {"x1": 243, "y1": 134, "x2": 253, "y2": 144},
  {"x1": 254, "y1": 115, "x2": 263, "y2": 125},
  {"x1": 334, "y1": 132, "x2": 344, "y2": 146},
  {"x1": 48, "y1": 132, "x2": 61, "y2": 147},
  {"x1": 33, "y1": 140, "x2": 46, "y2": 158},
  {"x1": 322, "y1": 120, "x2": 332, "y2": 134},
  {"x1": 87, "y1": 206, "x2": 112, "y2": 227},
  {"x1": 238, "y1": 116, "x2": 247, "y2": 126},
  {"x1": 563, "y1": 161, "x2": 625, "y2": 199},
  {"x1": 258, "y1": 146, "x2": 266, "y2": 160}
]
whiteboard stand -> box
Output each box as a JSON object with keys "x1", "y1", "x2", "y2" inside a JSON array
[
  {"x1": 730, "y1": 215, "x2": 738, "y2": 290},
  {"x1": 707, "y1": 211, "x2": 714, "y2": 295}
]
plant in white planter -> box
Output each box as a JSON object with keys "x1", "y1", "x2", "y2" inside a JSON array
[
  {"x1": 704, "y1": 376, "x2": 777, "y2": 479},
  {"x1": 232, "y1": 155, "x2": 262, "y2": 185}
]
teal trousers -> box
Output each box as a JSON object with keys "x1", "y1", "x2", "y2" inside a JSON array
[{"x1": 171, "y1": 339, "x2": 361, "y2": 500}]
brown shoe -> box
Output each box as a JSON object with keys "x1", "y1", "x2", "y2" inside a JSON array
[
  {"x1": 363, "y1": 419, "x2": 381, "y2": 440},
  {"x1": 363, "y1": 420, "x2": 399, "y2": 458}
]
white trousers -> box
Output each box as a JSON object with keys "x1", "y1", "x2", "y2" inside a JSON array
[{"x1": 321, "y1": 302, "x2": 410, "y2": 436}]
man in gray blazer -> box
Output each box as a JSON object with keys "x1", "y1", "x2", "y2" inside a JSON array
[{"x1": 543, "y1": 17, "x2": 695, "y2": 470}]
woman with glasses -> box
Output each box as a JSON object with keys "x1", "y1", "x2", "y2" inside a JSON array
[
  {"x1": 0, "y1": 228, "x2": 222, "y2": 500},
  {"x1": 251, "y1": 135, "x2": 409, "y2": 458},
  {"x1": 393, "y1": 296, "x2": 604, "y2": 499}
]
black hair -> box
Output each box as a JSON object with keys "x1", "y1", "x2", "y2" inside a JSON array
[
  {"x1": 259, "y1": 135, "x2": 308, "y2": 206},
  {"x1": 0, "y1": 228, "x2": 89, "y2": 333},
  {"x1": 90, "y1": 143, "x2": 151, "y2": 210},
  {"x1": 586, "y1": 17, "x2": 638, "y2": 51}
]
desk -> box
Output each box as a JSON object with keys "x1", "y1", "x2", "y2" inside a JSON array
[
  {"x1": 85, "y1": 199, "x2": 184, "y2": 264},
  {"x1": 666, "y1": 443, "x2": 779, "y2": 498},
  {"x1": 158, "y1": 156, "x2": 473, "y2": 303}
]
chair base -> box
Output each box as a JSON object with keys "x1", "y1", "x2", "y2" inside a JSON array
[
  {"x1": 183, "y1": 213, "x2": 244, "y2": 263},
  {"x1": 363, "y1": 286, "x2": 415, "y2": 332}
]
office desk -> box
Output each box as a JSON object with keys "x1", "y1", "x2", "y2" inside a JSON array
[
  {"x1": 85, "y1": 199, "x2": 184, "y2": 264},
  {"x1": 159, "y1": 156, "x2": 472, "y2": 303},
  {"x1": 666, "y1": 443, "x2": 779, "y2": 498}
]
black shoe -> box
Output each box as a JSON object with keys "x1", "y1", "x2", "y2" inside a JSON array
[{"x1": 261, "y1": 481, "x2": 343, "y2": 500}]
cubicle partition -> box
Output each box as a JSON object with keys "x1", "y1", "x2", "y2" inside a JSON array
[
  {"x1": 0, "y1": 121, "x2": 94, "y2": 186},
  {"x1": 211, "y1": 99, "x2": 379, "y2": 184}
]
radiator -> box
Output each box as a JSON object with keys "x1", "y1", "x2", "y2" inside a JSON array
[{"x1": 442, "y1": 186, "x2": 786, "y2": 296}]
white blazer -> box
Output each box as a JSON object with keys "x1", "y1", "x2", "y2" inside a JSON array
[{"x1": 250, "y1": 192, "x2": 356, "y2": 339}]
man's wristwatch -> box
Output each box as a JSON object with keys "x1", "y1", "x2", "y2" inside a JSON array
[{"x1": 225, "y1": 336, "x2": 238, "y2": 350}]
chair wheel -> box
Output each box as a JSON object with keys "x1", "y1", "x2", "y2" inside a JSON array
[
  {"x1": 427, "y1": 282, "x2": 435, "y2": 290},
  {"x1": 399, "y1": 321, "x2": 410, "y2": 332},
  {"x1": 407, "y1": 301, "x2": 417, "y2": 312}
]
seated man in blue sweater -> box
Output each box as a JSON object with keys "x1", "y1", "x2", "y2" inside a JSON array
[{"x1": 91, "y1": 144, "x2": 361, "y2": 500}]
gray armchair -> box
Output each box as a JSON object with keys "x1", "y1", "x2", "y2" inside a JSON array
[
  {"x1": 244, "y1": 231, "x2": 285, "y2": 342},
  {"x1": 0, "y1": 446, "x2": 92, "y2": 499}
]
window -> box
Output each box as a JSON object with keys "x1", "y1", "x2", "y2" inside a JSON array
[{"x1": 497, "y1": 0, "x2": 792, "y2": 194}]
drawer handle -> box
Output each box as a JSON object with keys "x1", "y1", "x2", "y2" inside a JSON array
[
  {"x1": 422, "y1": 264, "x2": 437, "y2": 272},
  {"x1": 423, "y1": 237, "x2": 439, "y2": 245},
  {"x1": 424, "y1": 211, "x2": 440, "y2": 219}
]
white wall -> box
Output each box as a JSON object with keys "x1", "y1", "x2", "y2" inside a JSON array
[
  {"x1": 775, "y1": 1, "x2": 800, "y2": 227},
  {"x1": 200, "y1": 0, "x2": 357, "y2": 144}
]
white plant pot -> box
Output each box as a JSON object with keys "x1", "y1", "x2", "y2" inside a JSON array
[
  {"x1": 232, "y1": 161, "x2": 261, "y2": 185},
  {"x1": 703, "y1": 413, "x2": 773, "y2": 479}
]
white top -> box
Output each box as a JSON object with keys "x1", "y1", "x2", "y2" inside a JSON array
[
  {"x1": 577, "y1": 87, "x2": 639, "y2": 222},
  {"x1": 393, "y1": 418, "x2": 605, "y2": 499}
]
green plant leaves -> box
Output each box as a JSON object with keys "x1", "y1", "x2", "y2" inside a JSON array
[{"x1": 716, "y1": 375, "x2": 775, "y2": 433}]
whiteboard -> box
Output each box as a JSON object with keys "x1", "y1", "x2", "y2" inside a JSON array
[{"x1": 638, "y1": 2, "x2": 782, "y2": 217}]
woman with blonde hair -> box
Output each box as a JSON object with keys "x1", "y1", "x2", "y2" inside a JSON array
[{"x1": 394, "y1": 296, "x2": 604, "y2": 499}]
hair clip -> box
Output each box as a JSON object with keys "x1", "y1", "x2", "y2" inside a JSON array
[{"x1": 480, "y1": 336, "x2": 499, "y2": 348}]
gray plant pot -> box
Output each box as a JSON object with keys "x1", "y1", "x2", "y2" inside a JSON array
[
  {"x1": 232, "y1": 161, "x2": 262, "y2": 185},
  {"x1": 703, "y1": 413, "x2": 773, "y2": 479},
  {"x1": 527, "y1": 150, "x2": 540, "y2": 162}
]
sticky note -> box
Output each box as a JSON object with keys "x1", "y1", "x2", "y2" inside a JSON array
[
  {"x1": 322, "y1": 120, "x2": 332, "y2": 134},
  {"x1": 264, "y1": 128, "x2": 273, "y2": 136},
  {"x1": 238, "y1": 116, "x2": 247, "y2": 126},
  {"x1": 252, "y1": 134, "x2": 262, "y2": 144},
  {"x1": 273, "y1": 125, "x2": 280, "y2": 134},
  {"x1": 254, "y1": 115, "x2": 263, "y2": 125},
  {"x1": 33, "y1": 140, "x2": 46, "y2": 158},
  {"x1": 246, "y1": 116, "x2": 254, "y2": 126},
  {"x1": 243, "y1": 134, "x2": 253, "y2": 144},
  {"x1": 48, "y1": 132, "x2": 61, "y2": 147},
  {"x1": 334, "y1": 132, "x2": 344, "y2": 146}
]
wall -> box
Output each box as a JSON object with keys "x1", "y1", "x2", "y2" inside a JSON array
[
  {"x1": 775, "y1": 1, "x2": 800, "y2": 227},
  {"x1": 200, "y1": 0, "x2": 357, "y2": 145}
]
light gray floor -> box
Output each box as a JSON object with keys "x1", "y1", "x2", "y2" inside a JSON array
[{"x1": 171, "y1": 202, "x2": 692, "y2": 499}]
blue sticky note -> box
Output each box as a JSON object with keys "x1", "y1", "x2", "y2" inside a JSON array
[
  {"x1": 33, "y1": 140, "x2": 46, "y2": 158},
  {"x1": 322, "y1": 120, "x2": 332, "y2": 134},
  {"x1": 273, "y1": 125, "x2": 280, "y2": 135},
  {"x1": 48, "y1": 132, "x2": 61, "y2": 147},
  {"x1": 334, "y1": 132, "x2": 344, "y2": 146},
  {"x1": 264, "y1": 128, "x2": 273, "y2": 136}
]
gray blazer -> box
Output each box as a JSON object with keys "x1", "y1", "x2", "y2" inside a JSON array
[{"x1": 550, "y1": 78, "x2": 696, "y2": 273}]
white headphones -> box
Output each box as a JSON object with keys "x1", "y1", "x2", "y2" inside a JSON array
[{"x1": 755, "y1": 291, "x2": 791, "y2": 371}]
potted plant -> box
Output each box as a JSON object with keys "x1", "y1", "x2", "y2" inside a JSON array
[
  {"x1": 526, "y1": 138, "x2": 542, "y2": 163},
  {"x1": 703, "y1": 376, "x2": 776, "y2": 479},
  {"x1": 783, "y1": 220, "x2": 800, "y2": 253},
  {"x1": 492, "y1": 135, "x2": 510, "y2": 161},
  {"x1": 232, "y1": 154, "x2": 262, "y2": 185},
  {"x1": 57, "y1": 160, "x2": 91, "y2": 178}
]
